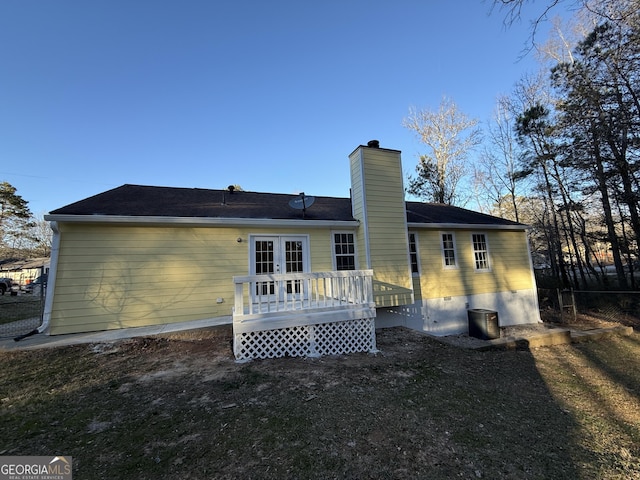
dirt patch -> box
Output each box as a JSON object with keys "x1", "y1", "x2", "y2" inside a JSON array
[{"x1": 1, "y1": 320, "x2": 639, "y2": 479}]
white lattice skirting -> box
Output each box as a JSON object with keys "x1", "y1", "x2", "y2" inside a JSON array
[{"x1": 233, "y1": 318, "x2": 377, "y2": 361}]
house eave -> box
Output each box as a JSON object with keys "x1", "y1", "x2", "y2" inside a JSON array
[
  {"x1": 407, "y1": 222, "x2": 529, "y2": 231},
  {"x1": 44, "y1": 214, "x2": 360, "y2": 229}
]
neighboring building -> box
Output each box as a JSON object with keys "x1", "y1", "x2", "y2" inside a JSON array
[
  {"x1": 43, "y1": 142, "x2": 541, "y2": 354},
  {"x1": 0, "y1": 257, "x2": 50, "y2": 289}
]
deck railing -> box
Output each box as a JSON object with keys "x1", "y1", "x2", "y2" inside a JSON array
[
  {"x1": 232, "y1": 270, "x2": 377, "y2": 360},
  {"x1": 233, "y1": 269, "x2": 375, "y2": 324}
]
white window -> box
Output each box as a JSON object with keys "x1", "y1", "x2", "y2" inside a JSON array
[
  {"x1": 332, "y1": 232, "x2": 356, "y2": 270},
  {"x1": 408, "y1": 232, "x2": 420, "y2": 275},
  {"x1": 472, "y1": 233, "x2": 490, "y2": 271},
  {"x1": 441, "y1": 232, "x2": 457, "y2": 268}
]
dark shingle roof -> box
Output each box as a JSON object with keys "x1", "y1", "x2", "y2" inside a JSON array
[
  {"x1": 406, "y1": 202, "x2": 522, "y2": 226},
  {"x1": 49, "y1": 185, "x2": 355, "y2": 221},
  {"x1": 49, "y1": 184, "x2": 525, "y2": 227}
]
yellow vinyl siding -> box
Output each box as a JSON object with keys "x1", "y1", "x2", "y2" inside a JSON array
[
  {"x1": 362, "y1": 151, "x2": 413, "y2": 306},
  {"x1": 48, "y1": 224, "x2": 339, "y2": 335},
  {"x1": 479, "y1": 230, "x2": 534, "y2": 291},
  {"x1": 415, "y1": 229, "x2": 533, "y2": 300}
]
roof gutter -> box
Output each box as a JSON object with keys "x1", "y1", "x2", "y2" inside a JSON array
[
  {"x1": 407, "y1": 222, "x2": 530, "y2": 231},
  {"x1": 43, "y1": 215, "x2": 526, "y2": 230},
  {"x1": 44, "y1": 214, "x2": 360, "y2": 229}
]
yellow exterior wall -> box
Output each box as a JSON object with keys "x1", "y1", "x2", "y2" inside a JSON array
[
  {"x1": 48, "y1": 223, "x2": 340, "y2": 335},
  {"x1": 48, "y1": 221, "x2": 534, "y2": 335},
  {"x1": 413, "y1": 229, "x2": 534, "y2": 300},
  {"x1": 349, "y1": 146, "x2": 413, "y2": 307}
]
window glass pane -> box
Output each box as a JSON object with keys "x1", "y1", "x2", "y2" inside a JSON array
[
  {"x1": 334, "y1": 232, "x2": 356, "y2": 270},
  {"x1": 408, "y1": 233, "x2": 419, "y2": 274},
  {"x1": 472, "y1": 234, "x2": 489, "y2": 270},
  {"x1": 336, "y1": 256, "x2": 355, "y2": 270},
  {"x1": 442, "y1": 233, "x2": 456, "y2": 267},
  {"x1": 444, "y1": 250, "x2": 455, "y2": 266}
]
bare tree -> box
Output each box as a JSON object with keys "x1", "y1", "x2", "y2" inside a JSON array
[
  {"x1": 493, "y1": 0, "x2": 639, "y2": 43},
  {"x1": 403, "y1": 96, "x2": 482, "y2": 205},
  {"x1": 475, "y1": 95, "x2": 529, "y2": 222},
  {"x1": 28, "y1": 215, "x2": 53, "y2": 257}
]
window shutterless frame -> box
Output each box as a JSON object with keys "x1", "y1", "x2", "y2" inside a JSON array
[
  {"x1": 408, "y1": 232, "x2": 420, "y2": 275},
  {"x1": 471, "y1": 232, "x2": 491, "y2": 271},
  {"x1": 331, "y1": 231, "x2": 357, "y2": 271},
  {"x1": 440, "y1": 232, "x2": 458, "y2": 269}
]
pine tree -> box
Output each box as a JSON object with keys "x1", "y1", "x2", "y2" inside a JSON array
[{"x1": 0, "y1": 181, "x2": 35, "y2": 255}]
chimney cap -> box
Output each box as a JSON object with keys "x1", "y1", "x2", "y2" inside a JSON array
[{"x1": 367, "y1": 140, "x2": 380, "y2": 148}]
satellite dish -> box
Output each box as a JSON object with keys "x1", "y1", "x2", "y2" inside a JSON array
[
  {"x1": 288, "y1": 193, "x2": 315, "y2": 217},
  {"x1": 289, "y1": 194, "x2": 315, "y2": 210}
]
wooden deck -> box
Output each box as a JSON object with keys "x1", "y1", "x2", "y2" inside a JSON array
[
  {"x1": 233, "y1": 270, "x2": 376, "y2": 332},
  {"x1": 232, "y1": 270, "x2": 377, "y2": 359}
]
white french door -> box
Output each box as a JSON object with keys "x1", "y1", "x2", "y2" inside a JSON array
[{"x1": 251, "y1": 235, "x2": 310, "y2": 303}]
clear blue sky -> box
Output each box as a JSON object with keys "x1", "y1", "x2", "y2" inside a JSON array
[{"x1": 0, "y1": 1, "x2": 564, "y2": 216}]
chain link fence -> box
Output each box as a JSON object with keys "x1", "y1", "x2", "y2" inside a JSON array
[
  {"x1": 0, "y1": 286, "x2": 45, "y2": 339},
  {"x1": 538, "y1": 287, "x2": 640, "y2": 324}
]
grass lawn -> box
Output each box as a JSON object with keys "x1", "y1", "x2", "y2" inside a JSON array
[
  {"x1": 1, "y1": 326, "x2": 639, "y2": 479},
  {"x1": 0, "y1": 294, "x2": 42, "y2": 325}
]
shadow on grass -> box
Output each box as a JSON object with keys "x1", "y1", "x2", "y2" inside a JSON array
[
  {"x1": 531, "y1": 334, "x2": 640, "y2": 478},
  {"x1": 1, "y1": 328, "x2": 638, "y2": 479}
]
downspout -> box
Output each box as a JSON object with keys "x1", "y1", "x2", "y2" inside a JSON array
[{"x1": 39, "y1": 221, "x2": 60, "y2": 334}]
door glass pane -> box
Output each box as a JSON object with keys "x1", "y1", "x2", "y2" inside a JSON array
[
  {"x1": 255, "y1": 241, "x2": 274, "y2": 274},
  {"x1": 285, "y1": 241, "x2": 303, "y2": 273},
  {"x1": 285, "y1": 240, "x2": 303, "y2": 293},
  {"x1": 255, "y1": 240, "x2": 275, "y2": 295}
]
